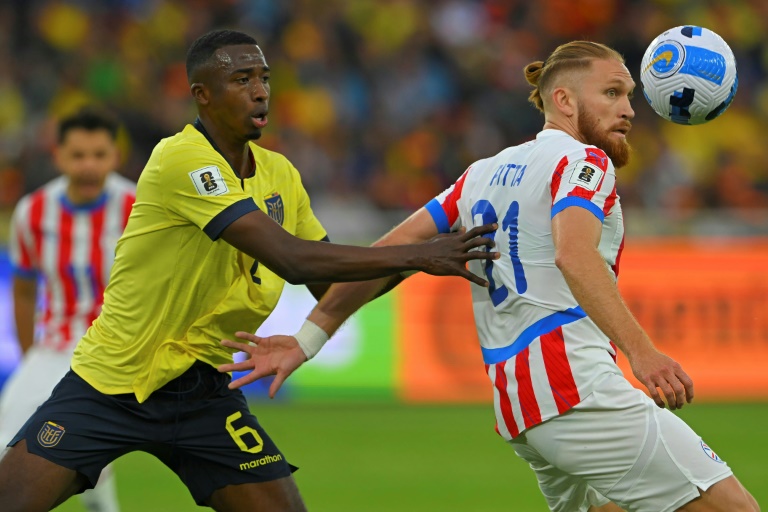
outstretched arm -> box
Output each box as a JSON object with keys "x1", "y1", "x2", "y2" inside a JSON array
[
  {"x1": 12, "y1": 276, "x2": 36, "y2": 355},
  {"x1": 219, "y1": 208, "x2": 496, "y2": 394},
  {"x1": 552, "y1": 206, "x2": 694, "y2": 409},
  {"x1": 305, "y1": 208, "x2": 445, "y2": 336},
  {"x1": 220, "y1": 209, "x2": 494, "y2": 286}
]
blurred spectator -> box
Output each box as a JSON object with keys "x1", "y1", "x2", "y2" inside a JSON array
[{"x1": 0, "y1": 0, "x2": 767, "y2": 234}]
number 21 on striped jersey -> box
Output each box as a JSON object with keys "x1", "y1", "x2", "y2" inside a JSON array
[{"x1": 470, "y1": 200, "x2": 527, "y2": 307}]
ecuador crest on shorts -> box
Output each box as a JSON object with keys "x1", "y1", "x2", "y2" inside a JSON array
[
  {"x1": 264, "y1": 192, "x2": 284, "y2": 225},
  {"x1": 37, "y1": 421, "x2": 66, "y2": 447}
]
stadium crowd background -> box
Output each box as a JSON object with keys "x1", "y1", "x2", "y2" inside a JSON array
[{"x1": 0, "y1": 0, "x2": 767, "y2": 244}]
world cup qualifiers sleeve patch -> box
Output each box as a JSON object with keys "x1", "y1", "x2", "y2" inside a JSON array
[
  {"x1": 566, "y1": 160, "x2": 604, "y2": 192},
  {"x1": 189, "y1": 166, "x2": 229, "y2": 196}
]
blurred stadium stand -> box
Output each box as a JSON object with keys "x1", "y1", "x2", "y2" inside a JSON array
[{"x1": 0, "y1": 0, "x2": 767, "y2": 240}]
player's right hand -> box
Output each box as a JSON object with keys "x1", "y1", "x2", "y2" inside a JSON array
[
  {"x1": 417, "y1": 223, "x2": 499, "y2": 286},
  {"x1": 218, "y1": 331, "x2": 307, "y2": 397},
  {"x1": 629, "y1": 348, "x2": 695, "y2": 410}
]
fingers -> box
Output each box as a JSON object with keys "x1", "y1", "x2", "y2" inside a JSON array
[
  {"x1": 463, "y1": 247, "x2": 500, "y2": 261},
  {"x1": 675, "y1": 367, "x2": 695, "y2": 404},
  {"x1": 219, "y1": 337, "x2": 260, "y2": 373},
  {"x1": 458, "y1": 267, "x2": 489, "y2": 287},
  {"x1": 218, "y1": 360, "x2": 257, "y2": 373},
  {"x1": 464, "y1": 236, "x2": 496, "y2": 251},
  {"x1": 462, "y1": 223, "x2": 497, "y2": 241},
  {"x1": 235, "y1": 331, "x2": 261, "y2": 344},
  {"x1": 229, "y1": 368, "x2": 273, "y2": 390},
  {"x1": 269, "y1": 370, "x2": 289, "y2": 399},
  {"x1": 645, "y1": 371, "x2": 692, "y2": 410},
  {"x1": 221, "y1": 338, "x2": 255, "y2": 353},
  {"x1": 644, "y1": 378, "x2": 666, "y2": 409},
  {"x1": 656, "y1": 378, "x2": 678, "y2": 410},
  {"x1": 656, "y1": 362, "x2": 693, "y2": 409},
  {"x1": 669, "y1": 376, "x2": 687, "y2": 409}
]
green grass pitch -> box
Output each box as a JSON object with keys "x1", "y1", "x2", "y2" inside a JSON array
[{"x1": 54, "y1": 402, "x2": 767, "y2": 511}]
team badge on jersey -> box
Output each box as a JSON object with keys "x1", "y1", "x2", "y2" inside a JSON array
[
  {"x1": 189, "y1": 166, "x2": 229, "y2": 196},
  {"x1": 264, "y1": 193, "x2": 284, "y2": 225},
  {"x1": 700, "y1": 440, "x2": 724, "y2": 463},
  {"x1": 567, "y1": 160, "x2": 604, "y2": 191},
  {"x1": 37, "y1": 421, "x2": 66, "y2": 447}
]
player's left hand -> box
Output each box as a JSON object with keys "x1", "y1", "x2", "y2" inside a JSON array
[
  {"x1": 629, "y1": 348, "x2": 694, "y2": 410},
  {"x1": 218, "y1": 331, "x2": 307, "y2": 397}
]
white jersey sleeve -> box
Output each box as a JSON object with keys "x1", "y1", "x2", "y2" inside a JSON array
[
  {"x1": 550, "y1": 146, "x2": 617, "y2": 224},
  {"x1": 424, "y1": 166, "x2": 472, "y2": 233}
]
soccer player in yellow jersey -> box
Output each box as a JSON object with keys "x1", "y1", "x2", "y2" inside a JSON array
[{"x1": 0, "y1": 30, "x2": 498, "y2": 512}]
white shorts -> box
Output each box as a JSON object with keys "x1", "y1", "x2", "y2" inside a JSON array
[
  {"x1": 510, "y1": 372, "x2": 733, "y2": 512},
  {"x1": 0, "y1": 346, "x2": 74, "y2": 446}
]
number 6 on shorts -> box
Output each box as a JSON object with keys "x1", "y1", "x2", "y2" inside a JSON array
[{"x1": 225, "y1": 411, "x2": 264, "y2": 454}]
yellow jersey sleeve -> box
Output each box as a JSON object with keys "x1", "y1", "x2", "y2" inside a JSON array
[
  {"x1": 290, "y1": 163, "x2": 327, "y2": 242},
  {"x1": 158, "y1": 133, "x2": 259, "y2": 239}
]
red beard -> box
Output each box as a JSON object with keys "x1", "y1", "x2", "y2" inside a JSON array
[{"x1": 577, "y1": 105, "x2": 632, "y2": 169}]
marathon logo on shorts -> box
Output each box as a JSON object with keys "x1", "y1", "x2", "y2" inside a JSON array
[
  {"x1": 37, "y1": 421, "x2": 66, "y2": 448},
  {"x1": 567, "y1": 161, "x2": 604, "y2": 191},
  {"x1": 189, "y1": 165, "x2": 229, "y2": 196},
  {"x1": 240, "y1": 453, "x2": 283, "y2": 471},
  {"x1": 700, "y1": 440, "x2": 724, "y2": 463}
]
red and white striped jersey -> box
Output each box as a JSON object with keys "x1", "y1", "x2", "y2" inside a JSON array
[
  {"x1": 425, "y1": 129, "x2": 625, "y2": 439},
  {"x1": 9, "y1": 174, "x2": 135, "y2": 352}
]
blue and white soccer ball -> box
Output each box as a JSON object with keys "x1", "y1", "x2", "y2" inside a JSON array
[{"x1": 640, "y1": 26, "x2": 738, "y2": 125}]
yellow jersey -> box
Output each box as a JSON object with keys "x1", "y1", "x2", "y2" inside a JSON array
[{"x1": 72, "y1": 123, "x2": 327, "y2": 402}]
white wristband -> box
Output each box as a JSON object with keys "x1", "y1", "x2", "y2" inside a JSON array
[{"x1": 294, "y1": 320, "x2": 330, "y2": 360}]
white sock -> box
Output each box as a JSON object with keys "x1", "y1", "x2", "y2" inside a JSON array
[{"x1": 79, "y1": 464, "x2": 120, "y2": 512}]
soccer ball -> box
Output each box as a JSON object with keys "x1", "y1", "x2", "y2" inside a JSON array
[{"x1": 640, "y1": 26, "x2": 738, "y2": 125}]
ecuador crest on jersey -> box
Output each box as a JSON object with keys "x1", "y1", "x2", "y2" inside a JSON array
[{"x1": 264, "y1": 192, "x2": 284, "y2": 225}]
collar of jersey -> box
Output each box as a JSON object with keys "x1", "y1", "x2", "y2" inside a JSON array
[
  {"x1": 192, "y1": 117, "x2": 256, "y2": 180},
  {"x1": 536, "y1": 128, "x2": 569, "y2": 139},
  {"x1": 60, "y1": 191, "x2": 108, "y2": 212}
]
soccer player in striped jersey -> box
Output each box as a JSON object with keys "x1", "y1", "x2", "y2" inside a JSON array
[
  {"x1": 0, "y1": 108, "x2": 133, "y2": 512},
  {"x1": 0, "y1": 30, "x2": 496, "y2": 512},
  {"x1": 227, "y1": 42, "x2": 759, "y2": 512}
]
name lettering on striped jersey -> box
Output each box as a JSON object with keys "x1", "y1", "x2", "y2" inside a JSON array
[{"x1": 489, "y1": 163, "x2": 527, "y2": 187}]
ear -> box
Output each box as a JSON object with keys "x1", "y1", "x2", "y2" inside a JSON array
[
  {"x1": 551, "y1": 86, "x2": 576, "y2": 117},
  {"x1": 191, "y1": 82, "x2": 209, "y2": 106},
  {"x1": 52, "y1": 145, "x2": 63, "y2": 169},
  {"x1": 108, "y1": 144, "x2": 120, "y2": 169}
]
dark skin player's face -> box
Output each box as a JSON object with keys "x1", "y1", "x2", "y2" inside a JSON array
[{"x1": 193, "y1": 44, "x2": 271, "y2": 143}]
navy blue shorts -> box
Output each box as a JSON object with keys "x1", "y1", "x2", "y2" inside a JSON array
[{"x1": 10, "y1": 361, "x2": 295, "y2": 505}]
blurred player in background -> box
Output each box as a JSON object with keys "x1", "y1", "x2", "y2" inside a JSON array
[
  {"x1": 0, "y1": 107, "x2": 134, "y2": 512},
  {"x1": 0, "y1": 30, "x2": 496, "y2": 512},
  {"x1": 225, "y1": 42, "x2": 760, "y2": 512}
]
